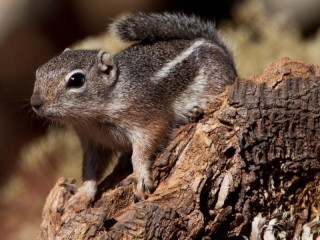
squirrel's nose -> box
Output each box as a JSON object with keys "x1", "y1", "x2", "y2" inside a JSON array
[{"x1": 30, "y1": 93, "x2": 44, "y2": 110}]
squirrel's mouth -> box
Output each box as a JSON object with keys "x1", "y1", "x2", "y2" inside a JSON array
[
  {"x1": 31, "y1": 106, "x2": 44, "y2": 117},
  {"x1": 33, "y1": 107, "x2": 88, "y2": 124},
  {"x1": 32, "y1": 106, "x2": 64, "y2": 120}
]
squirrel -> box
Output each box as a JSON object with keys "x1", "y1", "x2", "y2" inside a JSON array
[{"x1": 30, "y1": 12, "x2": 237, "y2": 207}]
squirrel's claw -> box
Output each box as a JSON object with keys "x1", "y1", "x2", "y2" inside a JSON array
[{"x1": 133, "y1": 175, "x2": 154, "y2": 202}]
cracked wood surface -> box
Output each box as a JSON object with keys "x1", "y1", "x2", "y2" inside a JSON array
[{"x1": 38, "y1": 58, "x2": 320, "y2": 239}]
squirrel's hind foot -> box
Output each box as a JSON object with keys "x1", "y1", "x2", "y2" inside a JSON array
[{"x1": 188, "y1": 106, "x2": 204, "y2": 122}]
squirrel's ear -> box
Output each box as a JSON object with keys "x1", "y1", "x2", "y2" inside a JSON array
[
  {"x1": 97, "y1": 50, "x2": 115, "y2": 74},
  {"x1": 63, "y1": 48, "x2": 71, "y2": 52}
]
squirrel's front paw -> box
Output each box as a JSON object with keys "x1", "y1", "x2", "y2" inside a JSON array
[
  {"x1": 133, "y1": 175, "x2": 154, "y2": 202},
  {"x1": 62, "y1": 180, "x2": 97, "y2": 212}
]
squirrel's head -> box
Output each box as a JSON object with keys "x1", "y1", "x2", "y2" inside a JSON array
[{"x1": 30, "y1": 49, "x2": 118, "y2": 122}]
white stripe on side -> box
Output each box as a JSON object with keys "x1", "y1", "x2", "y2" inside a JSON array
[{"x1": 151, "y1": 40, "x2": 205, "y2": 82}]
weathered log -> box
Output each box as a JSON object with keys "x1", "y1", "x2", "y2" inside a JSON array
[{"x1": 38, "y1": 58, "x2": 320, "y2": 239}]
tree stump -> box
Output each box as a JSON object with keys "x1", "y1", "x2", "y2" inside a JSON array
[{"x1": 38, "y1": 58, "x2": 320, "y2": 239}]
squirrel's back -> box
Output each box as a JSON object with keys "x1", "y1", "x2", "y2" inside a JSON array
[
  {"x1": 111, "y1": 12, "x2": 230, "y2": 55},
  {"x1": 111, "y1": 13, "x2": 237, "y2": 124}
]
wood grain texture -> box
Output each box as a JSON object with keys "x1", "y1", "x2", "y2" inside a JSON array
[{"x1": 38, "y1": 58, "x2": 320, "y2": 239}]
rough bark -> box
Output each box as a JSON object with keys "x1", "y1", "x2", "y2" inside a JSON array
[{"x1": 38, "y1": 58, "x2": 320, "y2": 239}]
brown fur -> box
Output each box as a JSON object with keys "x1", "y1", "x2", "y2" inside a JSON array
[{"x1": 30, "y1": 12, "x2": 237, "y2": 204}]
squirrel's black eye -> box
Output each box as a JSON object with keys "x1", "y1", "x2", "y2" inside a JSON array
[{"x1": 67, "y1": 72, "x2": 85, "y2": 88}]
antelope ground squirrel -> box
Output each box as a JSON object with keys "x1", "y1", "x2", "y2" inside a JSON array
[{"x1": 30, "y1": 12, "x2": 237, "y2": 206}]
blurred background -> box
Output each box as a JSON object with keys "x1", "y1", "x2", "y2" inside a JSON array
[{"x1": 0, "y1": 0, "x2": 320, "y2": 239}]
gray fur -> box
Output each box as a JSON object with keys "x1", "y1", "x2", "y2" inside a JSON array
[
  {"x1": 111, "y1": 12, "x2": 230, "y2": 55},
  {"x1": 30, "y1": 12, "x2": 237, "y2": 204}
]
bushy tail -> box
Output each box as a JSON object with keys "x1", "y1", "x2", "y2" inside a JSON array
[{"x1": 111, "y1": 12, "x2": 227, "y2": 49}]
